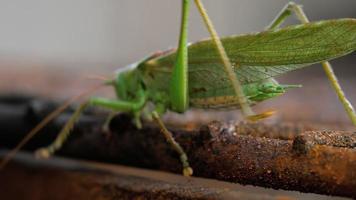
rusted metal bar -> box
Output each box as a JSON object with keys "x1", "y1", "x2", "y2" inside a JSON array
[
  {"x1": 293, "y1": 131, "x2": 356, "y2": 154},
  {"x1": 0, "y1": 152, "x2": 346, "y2": 200},
  {"x1": 0, "y1": 95, "x2": 355, "y2": 198}
]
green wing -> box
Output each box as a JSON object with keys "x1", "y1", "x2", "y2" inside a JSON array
[{"x1": 143, "y1": 19, "x2": 356, "y2": 99}]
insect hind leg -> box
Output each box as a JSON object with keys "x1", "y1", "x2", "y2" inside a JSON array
[
  {"x1": 267, "y1": 2, "x2": 297, "y2": 30},
  {"x1": 193, "y1": 0, "x2": 257, "y2": 118},
  {"x1": 267, "y1": 2, "x2": 356, "y2": 126}
]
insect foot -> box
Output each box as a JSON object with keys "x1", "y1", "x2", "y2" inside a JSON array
[
  {"x1": 183, "y1": 166, "x2": 193, "y2": 177},
  {"x1": 34, "y1": 148, "x2": 51, "y2": 159},
  {"x1": 246, "y1": 110, "x2": 276, "y2": 122},
  {"x1": 180, "y1": 153, "x2": 193, "y2": 176}
]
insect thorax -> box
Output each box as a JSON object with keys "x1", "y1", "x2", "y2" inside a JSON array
[{"x1": 114, "y1": 64, "x2": 145, "y2": 102}]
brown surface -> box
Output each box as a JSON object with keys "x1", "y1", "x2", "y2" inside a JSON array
[
  {"x1": 0, "y1": 153, "x2": 348, "y2": 200},
  {"x1": 59, "y1": 116, "x2": 356, "y2": 198},
  {"x1": 0, "y1": 100, "x2": 355, "y2": 198}
]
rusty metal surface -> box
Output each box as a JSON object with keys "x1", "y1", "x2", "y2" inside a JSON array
[
  {"x1": 93, "y1": 116, "x2": 356, "y2": 198},
  {"x1": 0, "y1": 97, "x2": 355, "y2": 198},
  {"x1": 0, "y1": 152, "x2": 348, "y2": 200}
]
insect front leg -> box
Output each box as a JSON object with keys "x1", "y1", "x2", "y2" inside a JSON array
[
  {"x1": 102, "y1": 111, "x2": 118, "y2": 136},
  {"x1": 35, "y1": 97, "x2": 146, "y2": 159},
  {"x1": 267, "y1": 2, "x2": 356, "y2": 126},
  {"x1": 35, "y1": 102, "x2": 90, "y2": 158}
]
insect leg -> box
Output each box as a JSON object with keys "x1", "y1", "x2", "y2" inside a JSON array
[
  {"x1": 89, "y1": 96, "x2": 146, "y2": 128},
  {"x1": 35, "y1": 102, "x2": 90, "y2": 158},
  {"x1": 35, "y1": 96, "x2": 146, "y2": 159},
  {"x1": 151, "y1": 110, "x2": 193, "y2": 176},
  {"x1": 267, "y1": 2, "x2": 356, "y2": 126},
  {"x1": 90, "y1": 97, "x2": 192, "y2": 176},
  {"x1": 102, "y1": 111, "x2": 118, "y2": 133},
  {"x1": 266, "y1": 2, "x2": 295, "y2": 30},
  {"x1": 193, "y1": 0, "x2": 262, "y2": 120},
  {"x1": 170, "y1": 0, "x2": 190, "y2": 113}
]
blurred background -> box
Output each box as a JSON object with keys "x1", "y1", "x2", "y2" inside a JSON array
[
  {"x1": 0, "y1": 0, "x2": 355, "y2": 70},
  {"x1": 0, "y1": 0, "x2": 355, "y2": 124}
]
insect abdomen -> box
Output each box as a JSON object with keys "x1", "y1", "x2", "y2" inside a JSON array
[{"x1": 190, "y1": 95, "x2": 250, "y2": 109}]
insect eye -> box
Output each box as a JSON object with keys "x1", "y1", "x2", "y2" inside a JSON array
[
  {"x1": 260, "y1": 84, "x2": 285, "y2": 93},
  {"x1": 276, "y1": 86, "x2": 285, "y2": 93},
  {"x1": 260, "y1": 84, "x2": 274, "y2": 92}
]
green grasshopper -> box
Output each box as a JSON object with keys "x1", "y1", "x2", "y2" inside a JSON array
[{"x1": 1, "y1": 1, "x2": 356, "y2": 176}]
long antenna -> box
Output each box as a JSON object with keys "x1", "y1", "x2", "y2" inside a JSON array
[{"x1": 0, "y1": 83, "x2": 105, "y2": 169}]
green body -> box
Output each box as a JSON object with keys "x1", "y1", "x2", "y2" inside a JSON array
[{"x1": 112, "y1": 19, "x2": 356, "y2": 114}]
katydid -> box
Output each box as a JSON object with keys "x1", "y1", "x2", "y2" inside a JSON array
[{"x1": 1, "y1": 1, "x2": 356, "y2": 176}]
